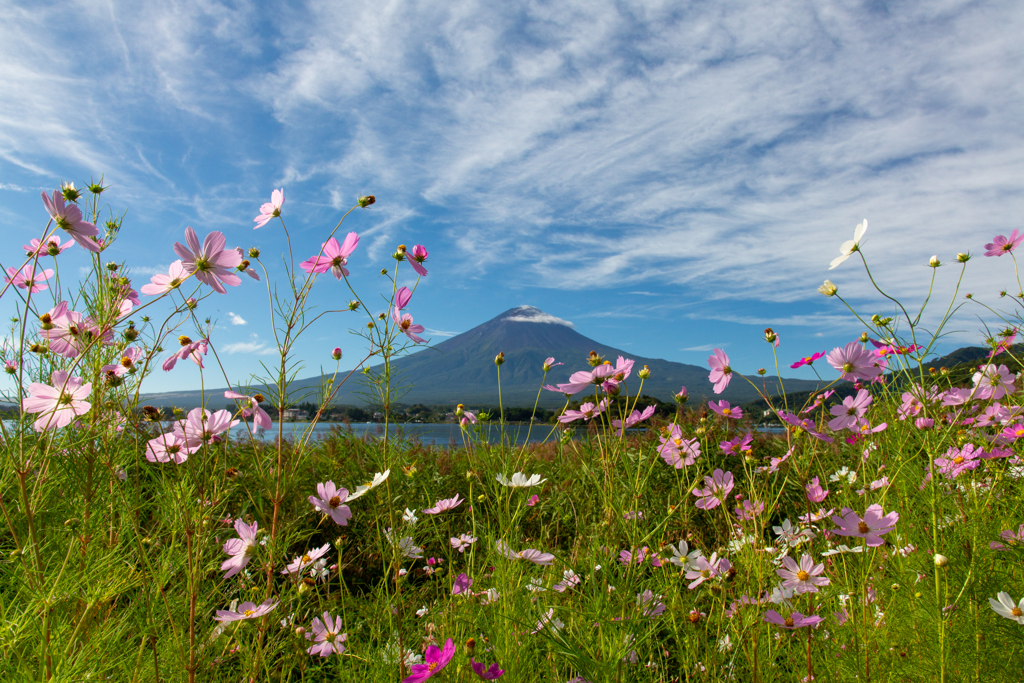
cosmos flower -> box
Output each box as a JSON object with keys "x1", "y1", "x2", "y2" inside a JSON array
[
  {"x1": 41, "y1": 190, "x2": 101, "y2": 252},
  {"x1": 225, "y1": 390, "x2": 272, "y2": 431},
  {"x1": 300, "y1": 232, "x2": 360, "y2": 279},
  {"x1": 685, "y1": 553, "x2": 730, "y2": 589},
  {"x1": 253, "y1": 188, "x2": 284, "y2": 229},
  {"x1": 402, "y1": 638, "x2": 455, "y2": 683},
  {"x1": 220, "y1": 519, "x2": 259, "y2": 578},
  {"x1": 409, "y1": 244, "x2": 429, "y2": 276},
  {"x1": 989, "y1": 592, "x2": 1024, "y2": 624},
  {"x1": 984, "y1": 229, "x2": 1024, "y2": 257},
  {"x1": 791, "y1": 351, "x2": 826, "y2": 369},
  {"x1": 805, "y1": 477, "x2": 829, "y2": 503},
  {"x1": 763, "y1": 610, "x2": 823, "y2": 629},
  {"x1": 495, "y1": 472, "x2": 546, "y2": 488},
  {"x1": 827, "y1": 389, "x2": 873, "y2": 431},
  {"x1": 829, "y1": 219, "x2": 867, "y2": 270},
  {"x1": 827, "y1": 342, "x2": 882, "y2": 382},
  {"x1": 470, "y1": 658, "x2": 505, "y2": 680},
  {"x1": 830, "y1": 504, "x2": 899, "y2": 546},
  {"x1": 309, "y1": 482, "x2": 353, "y2": 525},
  {"x1": 692, "y1": 469, "x2": 734, "y2": 510},
  {"x1": 450, "y1": 534, "x2": 477, "y2": 553},
  {"x1": 973, "y1": 364, "x2": 1016, "y2": 401},
  {"x1": 22, "y1": 370, "x2": 92, "y2": 432},
  {"x1": 657, "y1": 424, "x2": 701, "y2": 468},
  {"x1": 214, "y1": 599, "x2": 278, "y2": 623},
  {"x1": 145, "y1": 432, "x2": 196, "y2": 464},
  {"x1": 141, "y1": 260, "x2": 190, "y2": 296},
  {"x1": 391, "y1": 286, "x2": 427, "y2": 343},
  {"x1": 306, "y1": 612, "x2": 347, "y2": 657},
  {"x1": 611, "y1": 405, "x2": 656, "y2": 435},
  {"x1": 347, "y1": 470, "x2": 391, "y2": 501},
  {"x1": 282, "y1": 544, "x2": 331, "y2": 575},
  {"x1": 558, "y1": 399, "x2": 609, "y2": 424},
  {"x1": 708, "y1": 400, "x2": 743, "y2": 420},
  {"x1": 777, "y1": 554, "x2": 830, "y2": 594},
  {"x1": 4, "y1": 265, "x2": 53, "y2": 293},
  {"x1": 707, "y1": 349, "x2": 732, "y2": 394},
  {"x1": 422, "y1": 494, "x2": 464, "y2": 515},
  {"x1": 173, "y1": 227, "x2": 242, "y2": 294},
  {"x1": 24, "y1": 236, "x2": 73, "y2": 257}
]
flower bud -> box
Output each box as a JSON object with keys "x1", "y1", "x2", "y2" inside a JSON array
[
  {"x1": 674, "y1": 386, "x2": 688, "y2": 404},
  {"x1": 464, "y1": 638, "x2": 476, "y2": 656},
  {"x1": 378, "y1": 312, "x2": 387, "y2": 321},
  {"x1": 638, "y1": 365, "x2": 651, "y2": 379},
  {"x1": 39, "y1": 313, "x2": 53, "y2": 330},
  {"x1": 859, "y1": 332, "x2": 869, "y2": 343},
  {"x1": 818, "y1": 279, "x2": 837, "y2": 297},
  {"x1": 586, "y1": 350, "x2": 604, "y2": 367},
  {"x1": 965, "y1": 293, "x2": 972, "y2": 299},
  {"x1": 757, "y1": 368, "x2": 766, "y2": 376},
  {"x1": 928, "y1": 255, "x2": 940, "y2": 268},
  {"x1": 494, "y1": 352, "x2": 505, "y2": 366},
  {"x1": 380, "y1": 268, "x2": 388, "y2": 276},
  {"x1": 933, "y1": 554, "x2": 948, "y2": 567},
  {"x1": 332, "y1": 347, "x2": 342, "y2": 360},
  {"x1": 455, "y1": 404, "x2": 464, "y2": 416},
  {"x1": 61, "y1": 181, "x2": 81, "y2": 202},
  {"x1": 956, "y1": 252, "x2": 970, "y2": 263},
  {"x1": 46, "y1": 242, "x2": 62, "y2": 256},
  {"x1": 294, "y1": 626, "x2": 306, "y2": 638},
  {"x1": 764, "y1": 328, "x2": 777, "y2": 344},
  {"x1": 348, "y1": 300, "x2": 361, "y2": 311},
  {"x1": 238, "y1": 259, "x2": 250, "y2": 272},
  {"x1": 106, "y1": 262, "x2": 119, "y2": 272},
  {"x1": 185, "y1": 298, "x2": 197, "y2": 309},
  {"x1": 366, "y1": 321, "x2": 374, "y2": 329},
  {"x1": 124, "y1": 324, "x2": 139, "y2": 341},
  {"x1": 358, "y1": 195, "x2": 376, "y2": 208},
  {"x1": 248, "y1": 247, "x2": 260, "y2": 259}
]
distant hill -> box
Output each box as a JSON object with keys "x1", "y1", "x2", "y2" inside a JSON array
[{"x1": 142, "y1": 305, "x2": 824, "y2": 409}]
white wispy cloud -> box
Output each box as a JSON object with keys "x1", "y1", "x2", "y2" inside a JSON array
[
  {"x1": 221, "y1": 334, "x2": 275, "y2": 355},
  {"x1": 227, "y1": 311, "x2": 247, "y2": 325},
  {"x1": 680, "y1": 343, "x2": 728, "y2": 352}
]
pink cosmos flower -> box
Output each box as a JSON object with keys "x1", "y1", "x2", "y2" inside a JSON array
[
  {"x1": 460, "y1": 411, "x2": 478, "y2": 427},
  {"x1": 282, "y1": 544, "x2": 331, "y2": 575},
  {"x1": 709, "y1": 400, "x2": 743, "y2": 420},
  {"x1": 777, "y1": 554, "x2": 830, "y2": 594},
  {"x1": 720, "y1": 433, "x2": 752, "y2": 457},
  {"x1": 4, "y1": 360, "x2": 17, "y2": 374},
  {"x1": 805, "y1": 477, "x2": 829, "y2": 503},
  {"x1": 308, "y1": 482, "x2": 352, "y2": 525},
  {"x1": 470, "y1": 658, "x2": 505, "y2": 680},
  {"x1": 390, "y1": 286, "x2": 427, "y2": 343},
  {"x1": 827, "y1": 341, "x2": 882, "y2": 382},
  {"x1": 253, "y1": 188, "x2": 284, "y2": 229},
  {"x1": 999, "y1": 423, "x2": 1024, "y2": 442},
  {"x1": 558, "y1": 399, "x2": 609, "y2": 423},
  {"x1": 173, "y1": 227, "x2": 242, "y2": 294},
  {"x1": 24, "y1": 236, "x2": 73, "y2": 257},
  {"x1": 306, "y1": 612, "x2": 347, "y2": 657},
  {"x1": 403, "y1": 638, "x2": 455, "y2": 683},
  {"x1": 934, "y1": 443, "x2": 983, "y2": 479},
  {"x1": 734, "y1": 499, "x2": 764, "y2": 520},
  {"x1": 791, "y1": 351, "x2": 826, "y2": 369},
  {"x1": 161, "y1": 337, "x2": 209, "y2": 371},
  {"x1": 611, "y1": 405, "x2": 655, "y2": 435},
  {"x1": 220, "y1": 519, "x2": 259, "y2": 578},
  {"x1": 779, "y1": 411, "x2": 834, "y2": 442},
  {"x1": 827, "y1": 388, "x2": 873, "y2": 431},
  {"x1": 973, "y1": 364, "x2": 1016, "y2": 400},
  {"x1": 41, "y1": 190, "x2": 101, "y2": 252},
  {"x1": 692, "y1": 469, "x2": 735, "y2": 510},
  {"x1": 527, "y1": 494, "x2": 539, "y2": 506},
  {"x1": 101, "y1": 347, "x2": 144, "y2": 378},
  {"x1": 451, "y1": 572, "x2": 473, "y2": 595},
  {"x1": 657, "y1": 424, "x2": 701, "y2": 468},
  {"x1": 915, "y1": 417, "x2": 935, "y2": 430},
  {"x1": 984, "y1": 229, "x2": 1024, "y2": 257},
  {"x1": 225, "y1": 390, "x2": 272, "y2": 431},
  {"x1": 544, "y1": 364, "x2": 616, "y2": 395},
  {"x1": 22, "y1": 370, "x2": 92, "y2": 432},
  {"x1": 990, "y1": 524, "x2": 1024, "y2": 550},
  {"x1": 177, "y1": 407, "x2": 237, "y2": 448},
  {"x1": 830, "y1": 504, "x2": 899, "y2": 546},
  {"x1": 409, "y1": 244, "x2": 429, "y2": 276},
  {"x1": 299, "y1": 232, "x2": 359, "y2": 279},
  {"x1": 40, "y1": 301, "x2": 112, "y2": 358},
  {"x1": 145, "y1": 432, "x2": 196, "y2": 464},
  {"x1": 685, "y1": 553, "x2": 731, "y2": 589},
  {"x1": 707, "y1": 349, "x2": 732, "y2": 394},
  {"x1": 141, "y1": 260, "x2": 190, "y2": 296},
  {"x1": 5, "y1": 265, "x2": 54, "y2": 293},
  {"x1": 422, "y1": 494, "x2": 463, "y2": 515},
  {"x1": 450, "y1": 534, "x2": 477, "y2": 553},
  {"x1": 495, "y1": 539, "x2": 555, "y2": 565},
  {"x1": 542, "y1": 357, "x2": 563, "y2": 372},
  {"x1": 214, "y1": 598, "x2": 278, "y2": 622},
  {"x1": 763, "y1": 610, "x2": 823, "y2": 629}
]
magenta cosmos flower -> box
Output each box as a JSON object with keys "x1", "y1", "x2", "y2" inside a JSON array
[
  {"x1": 719, "y1": 433, "x2": 752, "y2": 457},
  {"x1": 309, "y1": 481, "x2": 352, "y2": 525},
  {"x1": 220, "y1": 519, "x2": 259, "y2": 578},
  {"x1": 41, "y1": 190, "x2": 101, "y2": 253},
  {"x1": 162, "y1": 337, "x2": 209, "y2": 371},
  {"x1": 403, "y1": 638, "x2": 456, "y2": 683},
  {"x1": 214, "y1": 598, "x2": 278, "y2": 622},
  {"x1": 827, "y1": 388, "x2": 873, "y2": 431},
  {"x1": 708, "y1": 400, "x2": 742, "y2": 420},
  {"x1": 763, "y1": 610, "x2": 823, "y2": 629},
  {"x1": 830, "y1": 504, "x2": 899, "y2": 546},
  {"x1": 692, "y1": 469, "x2": 734, "y2": 510},
  {"x1": 254, "y1": 188, "x2": 284, "y2": 229},
  {"x1": 391, "y1": 286, "x2": 427, "y2": 343},
  {"x1": 40, "y1": 301, "x2": 112, "y2": 359},
  {"x1": 779, "y1": 411, "x2": 834, "y2": 442},
  {"x1": 173, "y1": 227, "x2": 242, "y2": 294},
  {"x1": 22, "y1": 370, "x2": 92, "y2": 432},
  {"x1": 777, "y1": 554, "x2": 830, "y2": 593},
  {"x1": 24, "y1": 236, "x2": 73, "y2": 257},
  {"x1": 300, "y1": 232, "x2": 359, "y2": 279},
  {"x1": 612, "y1": 405, "x2": 655, "y2": 435},
  {"x1": 805, "y1": 477, "x2": 829, "y2": 503},
  {"x1": 141, "y1": 260, "x2": 190, "y2": 296},
  {"x1": 707, "y1": 349, "x2": 732, "y2": 394},
  {"x1": 5, "y1": 265, "x2": 54, "y2": 293},
  {"x1": 985, "y1": 230, "x2": 1024, "y2": 257},
  {"x1": 934, "y1": 443, "x2": 983, "y2": 479},
  {"x1": 471, "y1": 658, "x2": 505, "y2": 680},
  {"x1": 423, "y1": 494, "x2": 464, "y2": 515},
  {"x1": 409, "y1": 244, "x2": 429, "y2": 276},
  {"x1": 827, "y1": 341, "x2": 882, "y2": 382},
  {"x1": 558, "y1": 399, "x2": 609, "y2": 424},
  {"x1": 306, "y1": 612, "x2": 347, "y2": 657},
  {"x1": 685, "y1": 553, "x2": 730, "y2": 589},
  {"x1": 791, "y1": 351, "x2": 826, "y2": 369}
]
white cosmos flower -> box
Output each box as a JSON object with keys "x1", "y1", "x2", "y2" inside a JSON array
[
  {"x1": 495, "y1": 472, "x2": 546, "y2": 488},
  {"x1": 989, "y1": 592, "x2": 1024, "y2": 624},
  {"x1": 829, "y1": 219, "x2": 868, "y2": 270},
  {"x1": 668, "y1": 541, "x2": 703, "y2": 571},
  {"x1": 347, "y1": 470, "x2": 390, "y2": 501}
]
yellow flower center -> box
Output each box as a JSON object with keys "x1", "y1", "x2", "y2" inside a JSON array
[
  {"x1": 796, "y1": 570, "x2": 810, "y2": 581},
  {"x1": 952, "y1": 456, "x2": 964, "y2": 464},
  {"x1": 328, "y1": 496, "x2": 341, "y2": 508},
  {"x1": 784, "y1": 617, "x2": 795, "y2": 627},
  {"x1": 858, "y1": 521, "x2": 870, "y2": 534},
  {"x1": 722, "y1": 408, "x2": 732, "y2": 416},
  {"x1": 243, "y1": 609, "x2": 255, "y2": 617},
  {"x1": 1013, "y1": 607, "x2": 1023, "y2": 617}
]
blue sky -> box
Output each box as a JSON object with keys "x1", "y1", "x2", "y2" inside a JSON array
[{"x1": 2, "y1": 0, "x2": 1024, "y2": 396}]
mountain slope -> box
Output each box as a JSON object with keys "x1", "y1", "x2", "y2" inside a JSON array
[{"x1": 143, "y1": 306, "x2": 824, "y2": 408}]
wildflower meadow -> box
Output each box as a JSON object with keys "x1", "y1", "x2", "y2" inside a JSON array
[{"x1": 2, "y1": 184, "x2": 1024, "y2": 683}]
